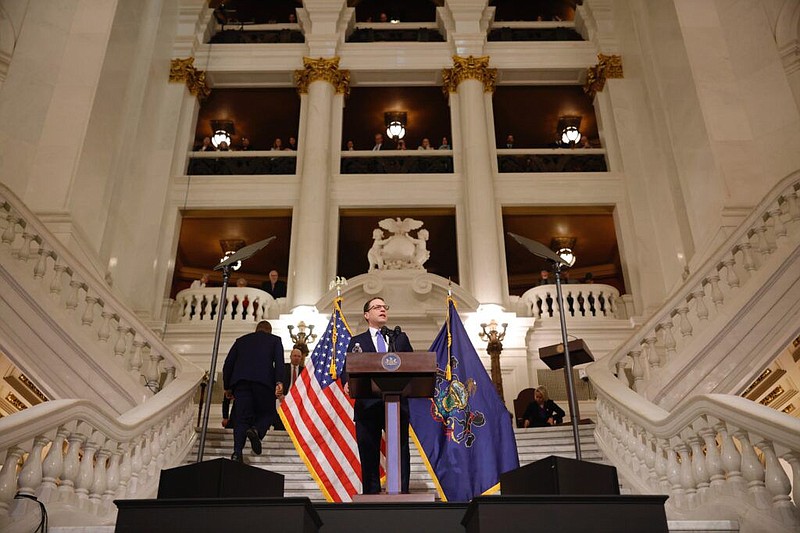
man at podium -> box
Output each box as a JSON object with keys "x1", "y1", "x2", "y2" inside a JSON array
[{"x1": 345, "y1": 297, "x2": 414, "y2": 494}]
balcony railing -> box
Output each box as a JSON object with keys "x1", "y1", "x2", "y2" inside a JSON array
[
  {"x1": 187, "y1": 150, "x2": 297, "y2": 175},
  {"x1": 172, "y1": 287, "x2": 287, "y2": 323},
  {"x1": 340, "y1": 150, "x2": 454, "y2": 174},
  {"x1": 210, "y1": 26, "x2": 304, "y2": 44},
  {"x1": 516, "y1": 283, "x2": 630, "y2": 320},
  {"x1": 488, "y1": 21, "x2": 583, "y2": 42},
  {"x1": 497, "y1": 149, "x2": 608, "y2": 173},
  {"x1": 346, "y1": 22, "x2": 445, "y2": 43}
]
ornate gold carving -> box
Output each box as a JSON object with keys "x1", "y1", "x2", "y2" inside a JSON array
[
  {"x1": 442, "y1": 55, "x2": 497, "y2": 95},
  {"x1": 294, "y1": 57, "x2": 351, "y2": 96},
  {"x1": 169, "y1": 57, "x2": 211, "y2": 101},
  {"x1": 760, "y1": 385, "x2": 784, "y2": 405},
  {"x1": 584, "y1": 54, "x2": 624, "y2": 97},
  {"x1": 742, "y1": 368, "x2": 771, "y2": 397},
  {"x1": 5, "y1": 392, "x2": 26, "y2": 410},
  {"x1": 20, "y1": 374, "x2": 48, "y2": 402},
  {"x1": 783, "y1": 404, "x2": 795, "y2": 414}
]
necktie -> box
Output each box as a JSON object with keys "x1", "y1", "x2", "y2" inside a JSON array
[
  {"x1": 376, "y1": 331, "x2": 387, "y2": 352},
  {"x1": 292, "y1": 365, "x2": 297, "y2": 387}
]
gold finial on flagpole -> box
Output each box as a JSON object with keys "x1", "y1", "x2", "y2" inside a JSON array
[
  {"x1": 447, "y1": 277, "x2": 452, "y2": 298},
  {"x1": 329, "y1": 276, "x2": 348, "y2": 298}
]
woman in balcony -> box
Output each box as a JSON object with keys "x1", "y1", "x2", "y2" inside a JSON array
[{"x1": 522, "y1": 386, "x2": 565, "y2": 428}]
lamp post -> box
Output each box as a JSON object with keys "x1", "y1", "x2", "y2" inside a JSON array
[{"x1": 479, "y1": 319, "x2": 508, "y2": 401}]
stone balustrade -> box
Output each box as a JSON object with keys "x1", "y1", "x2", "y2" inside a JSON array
[
  {"x1": 589, "y1": 366, "x2": 800, "y2": 532},
  {"x1": 340, "y1": 150, "x2": 454, "y2": 174},
  {"x1": 187, "y1": 150, "x2": 297, "y2": 175},
  {"x1": 172, "y1": 287, "x2": 285, "y2": 323},
  {"x1": 496, "y1": 148, "x2": 608, "y2": 173},
  {"x1": 0, "y1": 184, "x2": 190, "y2": 398},
  {"x1": 516, "y1": 282, "x2": 629, "y2": 320},
  {"x1": 604, "y1": 176, "x2": 800, "y2": 396}
]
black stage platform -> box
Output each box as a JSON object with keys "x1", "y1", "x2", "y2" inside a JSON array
[{"x1": 116, "y1": 495, "x2": 668, "y2": 533}]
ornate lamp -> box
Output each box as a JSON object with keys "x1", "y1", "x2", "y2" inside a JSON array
[
  {"x1": 210, "y1": 119, "x2": 235, "y2": 148},
  {"x1": 219, "y1": 239, "x2": 245, "y2": 271},
  {"x1": 479, "y1": 319, "x2": 508, "y2": 400},
  {"x1": 288, "y1": 321, "x2": 318, "y2": 349},
  {"x1": 557, "y1": 115, "x2": 582, "y2": 147},
  {"x1": 551, "y1": 236, "x2": 577, "y2": 267},
  {"x1": 384, "y1": 111, "x2": 407, "y2": 141}
]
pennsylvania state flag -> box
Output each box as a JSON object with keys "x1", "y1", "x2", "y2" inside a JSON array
[{"x1": 409, "y1": 297, "x2": 519, "y2": 501}]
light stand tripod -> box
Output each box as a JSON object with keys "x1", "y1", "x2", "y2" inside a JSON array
[
  {"x1": 195, "y1": 236, "x2": 275, "y2": 462},
  {"x1": 508, "y1": 232, "x2": 582, "y2": 460}
]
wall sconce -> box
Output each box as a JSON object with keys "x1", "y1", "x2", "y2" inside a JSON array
[
  {"x1": 219, "y1": 239, "x2": 245, "y2": 271},
  {"x1": 211, "y1": 119, "x2": 236, "y2": 148},
  {"x1": 557, "y1": 116, "x2": 582, "y2": 147},
  {"x1": 288, "y1": 321, "x2": 318, "y2": 348},
  {"x1": 384, "y1": 111, "x2": 407, "y2": 141},
  {"x1": 551, "y1": 236, "x2": 577, "y2": 267}
]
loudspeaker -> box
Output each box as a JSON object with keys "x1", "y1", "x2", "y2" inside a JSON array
[
  {"x1": 157, "y1": 458, "x2": 284, "y2": 499},
  {"x1": 501, "y1": 455, "x2": 619, "y2": 495}
]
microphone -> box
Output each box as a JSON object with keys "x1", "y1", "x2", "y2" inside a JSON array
[{"x1": 380, "y1": 326, "x2": 392, "y2": 339}]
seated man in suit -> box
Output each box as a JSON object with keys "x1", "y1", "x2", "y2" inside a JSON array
[
  {"x1": 223, "y1": 321, "x2": 285, "y2": 461},
  {"x1": 261, "y1": 269, "x2": 287, "y2": 298},
  {"x1": 273, "y1": 344, "x2": 307, "y2": 430},
  {"x1": 343, "y1": 297, "x2": 413, "y2": 494}
]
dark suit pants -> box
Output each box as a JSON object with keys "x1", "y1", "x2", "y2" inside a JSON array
[
  {"x1": 356, "y1": 401, "x2": 410, "y2": 494},
  {"x1": 232, "y1": 381, "x2": 274, "y2": 454}
]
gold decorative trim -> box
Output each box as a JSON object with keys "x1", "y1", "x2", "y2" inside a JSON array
[
  {"x1": 294, "y1": 57, "x2": 350, "y2": 96},
  {"x1": 5, "y1": 392, "x2": 26, "y2": 411},
  {"x1": 169, "y1": 57, "x2": 211, "y2": 101},
  {"x1": 760, "y1": 385, "x2": 784, "y2": 406},
  {"x1": 742, "y1": 368, "x2": 772, "y2": 397},
  {"x1": 442, "y1": 55, "x2": 497, "y2": 95},
  {"x1": 20, "y1": 374, "x2": 48, "y2": 402},
  {"x1": 783, "y1": 404, "x2": 795, "y2": 414},
  {"x1": 584, "y1": 54, "x2": 624, "y2": 97}
]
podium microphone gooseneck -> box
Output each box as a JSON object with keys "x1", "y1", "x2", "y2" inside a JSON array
[{"x1": 380, "y1": 325, "x2": 402, "y2": 352}]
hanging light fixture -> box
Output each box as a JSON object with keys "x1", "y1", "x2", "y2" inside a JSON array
[
  {"x1": 210, "y1": 119, "x2": 236, "y2": 148},
  {"x1": 551, "y1": 236, "x2": 577, "y2": 267},
  {"x1": 384, "y1": 111, "x2": 407, "y2": 141},
  {"x1": 557, "y1": 116, "x2": 582, "y2": 147},
  {"x1": 219, "y1": 239, "x2": 245, "y2": 271}
]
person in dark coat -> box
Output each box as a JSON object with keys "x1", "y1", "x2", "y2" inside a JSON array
[
  {"x1": 223, "y1": 320, "x2": 285, "y2": 461},
  {"x1": 523, "y1": 386, "x2": 565, "y2": 428},
  {"x1": 261, "y1": 270, "x2": 287, "y2": 299},
  {"x1": 343, "y1": 297, "x2": 413, "y2": 494}
]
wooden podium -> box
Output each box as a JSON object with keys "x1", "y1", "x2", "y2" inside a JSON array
[{"x1": 346, "y1": 351, "x2": 436, "y2": 496}]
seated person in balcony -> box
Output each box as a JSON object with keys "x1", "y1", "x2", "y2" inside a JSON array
[
  {"x1": 439, "y1": 136, "x2": 451, "y2": 150},
  {"x1": 218, "y1": 141, "x2": 230, "y2": 151},
  {"x1": 239, "y1": 137, "x2": 251, "y2": 151},
  {"x1": 345, "y1": 139, "x2": 355, "y2": 151},
  {"x1": 236, "y1": 277, "x2": 249, "y2": 288},
  {"x1": 190, "y1": 273, "x2": 209, "y2": 288},
  {"x1": 271, "y1": 138, "x2": 284, "y2": 151},
  {"x1": 396, "y1": 139, "x2": 407, "y2": 150},
  {"x1": 582, "y1": 272, "x2": 594, "y2": 284},
  {"x1": 286, "y1": 136, "x2": 298, "y2": 151},
  {"x1": 379, "y1": 12, "x2": 388, "y2": 23},
  {"x1": 197, "y1": 136, "x2": 215, "y2": 151},
  {"x1": 372, "y1": 133, "x2": 386, "y2": 151},
  {"x1": 417, "y1": 138, "x2": 433, "y2": 150},
  {"x1": 261, "y1": 270, "x2": 287, "y2": 299},
  {"x1": 523, "y1": 386, "x2": 565, "y2": 428},
  {"x1": 504, "y1": 134, "x2": 515, "y2": 149},
  {"x1": 288, "y1": 13, "x2": 297, "y2": 23}
]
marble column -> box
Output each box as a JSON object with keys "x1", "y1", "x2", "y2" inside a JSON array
[
  {"x1": 289, "y1": 58, "x2": 350, "y2": 308},
  {"x1": 444, "y1": 56, "x2": 505, "y2": 306}
]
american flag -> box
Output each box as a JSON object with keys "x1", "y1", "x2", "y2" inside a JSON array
[{"x1": 278, "y1": 298, "x2": 365, "y2": 501}]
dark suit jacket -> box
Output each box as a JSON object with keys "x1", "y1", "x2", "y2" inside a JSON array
[
  {"x1": 344, "y1": 329, "x2": 413, "y2": 420},
  {"x1": 523, "y1": 399, "x2": 565, "y2": 427},
  {"x1": 284, "y1": 362, "x2": 304, "y2": 393},
  {"x1": 261, "y1": 279, "x2": 287, "y2": 299},
  {"x1": 223, "y1": 331, "x2": 285, "y2": 391}
]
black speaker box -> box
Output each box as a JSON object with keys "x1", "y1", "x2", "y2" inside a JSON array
[
  {"x1": 501, "y1": 455, "x2": 619, "y2": 495},
  {"x1": 157, "y1": 458, "x2": 284, "y2": 499}
]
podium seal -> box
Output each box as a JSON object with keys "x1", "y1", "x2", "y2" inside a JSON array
[{"x1": 381, "y1": 353, "x2": 401, "y2": 372}]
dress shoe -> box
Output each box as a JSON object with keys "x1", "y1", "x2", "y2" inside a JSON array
[
  {"x1": 246, "y1": 427, "x2": 262, "y2": 455},
  {"x1": 230, "y1": 452, "x2": 243, "y2": 463}
]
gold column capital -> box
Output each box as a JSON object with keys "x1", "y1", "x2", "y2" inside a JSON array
[
  {"x1": 442, "y1": 55, "x2": 497, "y2": 95},
  {"x1": 169, "y1": 57, "x2": 211, "y2": 101},
  {"x1": 294, "y1": 57, "x2": 351, "y2": 96},
  {"x1": 584, "y1": 54, "x2": 624, "y2": 97}
]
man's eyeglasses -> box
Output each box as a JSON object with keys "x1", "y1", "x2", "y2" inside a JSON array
[{"x1": 368, "y1": 304, "x2": 390, "y2": 311}]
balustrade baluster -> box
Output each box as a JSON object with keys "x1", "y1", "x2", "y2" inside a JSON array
[
  {"x1": 733, "y1": 429, "x2": 770, "y2": 509},
  {"x1": 655, "y1": 439, "x2": 670, "y2": 494},
  {"x1": 779, "y1": 190, "x2": 799, "y2": 222},
  {"x1": 666, "y1": 441, "x2": 685, "y2": 508},
  {"x1": 82, "y1": 294, "x2": 100, "y2": 326},
  {"x1": 630, "y1": 349, "x2": 646, "y2": 392},
  {"x1": 643, "y1": 335, "x2": 659, "y2": 370},
  {"x1": 756, "y1": 440, "x2": 794, "y2": 524},
  {"x1": 127, "y1": 442, "x2": 142, "y2": 498},
  {"x1": 75, "y1": 435, "x2": 99, "y2": 511},
  {"x1": 780, "y1": 452, "x2": 800, "y2": 508},
  {"x1": 16, "y1": 232, "x2": 37, "y2": 262},
  {"x1": 66, "y1": 279, "x2": 85, "y2": 312},
  {"x1": 749, "y1": 224, "x2": 774, "y2": 255},
  {"x1": 102, "y1": 445, "x2": 122, "y2": 514},
  {"x1": 163, "y1": 365, "x2": 176, "y2": 387},
  {"x1": 672, "y1": 306, "x2": 693, "y2": 337},
  {"x1": 58, "y1": 431, "x2": 86, "y2": 505},
  {"x1": 0, "y1": 447, "x2": 24, "y2": 515},
  {"x1": 129, "y1": 338, "x2": 145, "y2": 385},
  {"x1": 34, "y1": 245, "x2": 53, "y2": 279},
  {"x1": 50, "y1": 262, "x2": 68, "y2": 298},
  {"x1": 98, "y1": 310, "x2": 115, "y2": 342},
  {"x1": 139, "y1": 434, "x2": 152, "y2": 488},
  {"x1": 16, "y1": 435, "x2": 48, "y2": 499},
  {"x1": 114, "y1": 324, "x2": 132, "y2": 367},
  {"x1": 766, "y1": 208, "x2": 787, "y2": 240},
  {"x1": 1, "y1": 214, "x2": 21, "y2": 245},
  {"x1": 697, "y1": 420, "x2": 725, "y2": 496},
  {"x1": 690, "y1": 290, "x2": 709, "y2": 321},
  {"x1": 676, "y1": 438, "x2": 698, "y2": 509},
  {"x1": 656, "y1": 321, "x2": 676, "y2": 366},
  {"x1": 734, "y1": 242, "x2": 757, "y2": 272},
  {"x1": 703, "y1": 274, "x2": 724, "y2": 309},
  {"x1": 716, "y1": 421, "x2": 746, "y2": 495},
  {"x1": 90, "y1": 447, "x2": 110, "y2": 509},
  {"x1": 38, "y1": 426, "x2": 68, "y2": 503},
  {"x1": 145, "y1": 351, "x2": 164, "y2": 394},
  {"x1": 116, "y1": 445, "x2": 132, "y2": 500},
  {"x1": 151, "y1": 428, "x2": 163, "y2": 474},
  {"x1": 719, "y1": 257, "x2": 740, "y2": 289},
  {"x1": 688, "y1": 433, "x2": 710, "y2": 503},
  {"x1": 615, "y1": 359, "x2": 629, "y2": 387}
]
